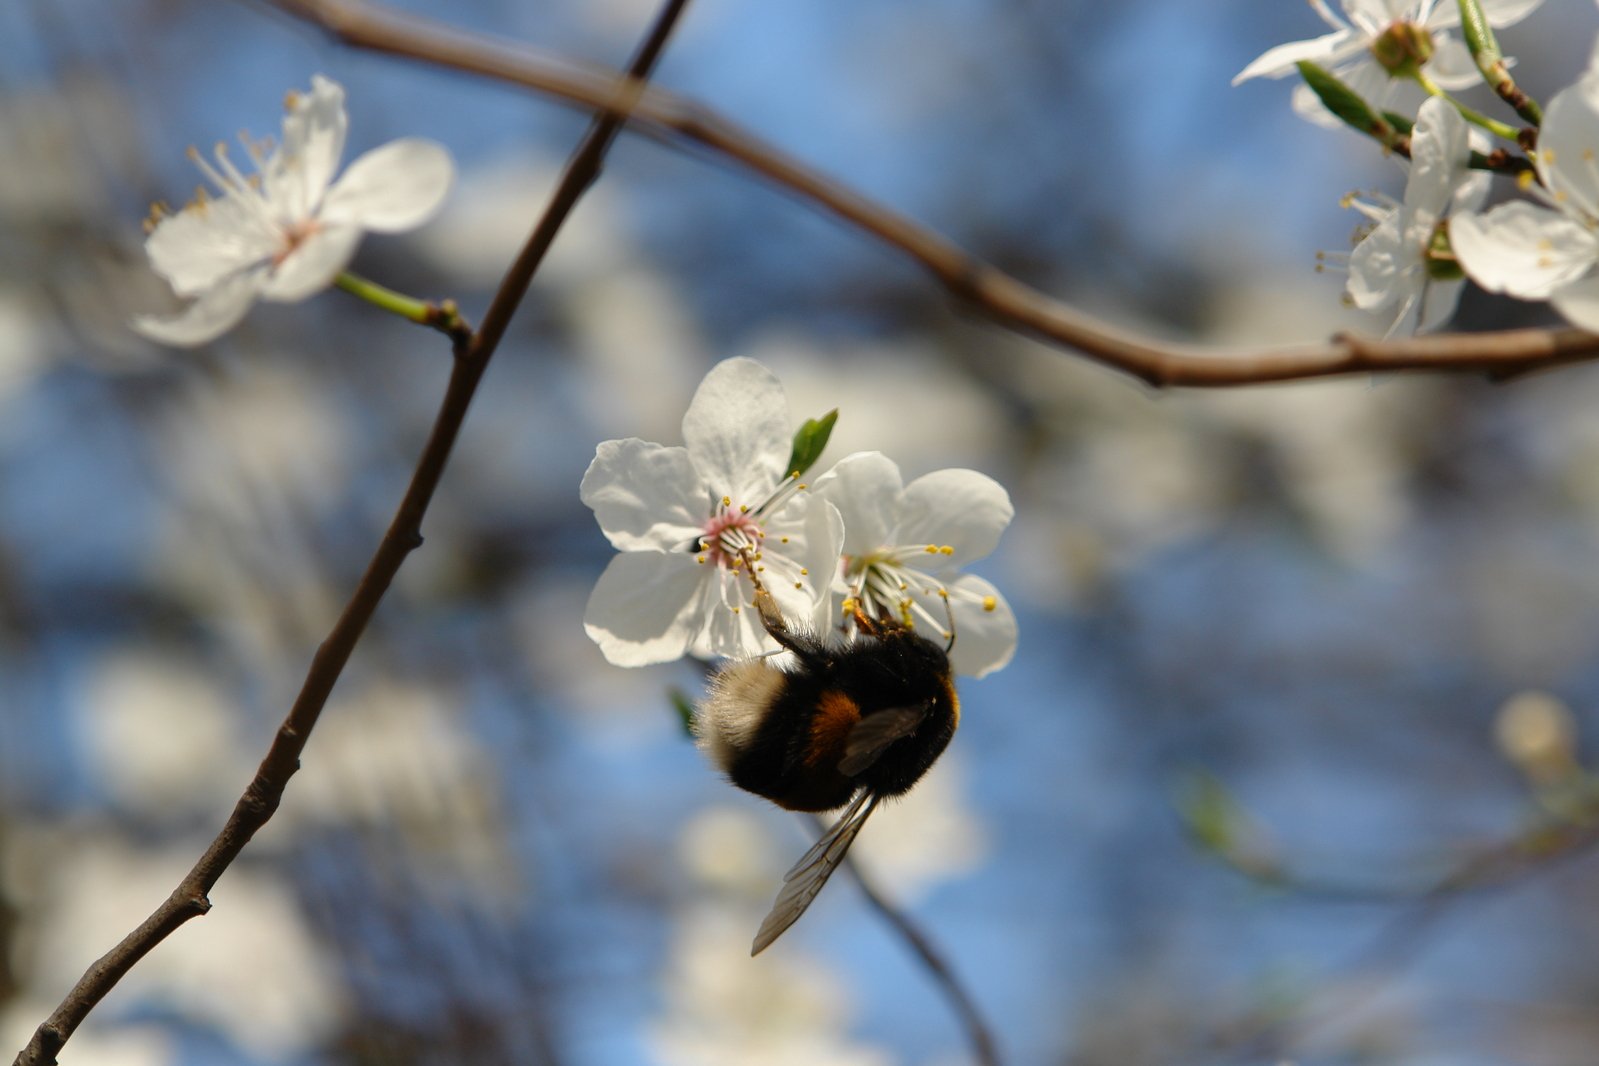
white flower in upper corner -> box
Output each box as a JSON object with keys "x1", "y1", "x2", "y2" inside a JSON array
[
  {"x1": 1234, "y1": 0, "x2": 1546, "y2": 128},
  {"x1": 813, "y1": 451, "x2": 1016, "y2": 678},
  {"x1": 582, "y1": 358, "x2": 844, "y2": 666},
  {"x1": 1342, "y1": 96, "x2": 1489, "y2": 334},
  {"x1": 133, "y1": 75, "x2": 454, "y2": 347},
  {"x1": 1451, "y1": 68, "x2": 1599, "y2": 330}
]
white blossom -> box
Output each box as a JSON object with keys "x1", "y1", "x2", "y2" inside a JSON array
[
  {"x1": 812, "y1": 451, "x2": 1016, "y2": 678},
  {"x1": 1451, "y1": 66, "x2": 1599, "y2": 330},
  {"x1": 582, "y1": 357, "x2": 844, "y2": 665},
  {"x1": 1344, "y1": 96, "x2": 1489, "y2": 333},
  {"x1": 1234, "y1": 0, "x2": 1545, "y2": 128},
  {"x1": 133, "y1": 75, "x2": 453, "y2": 346}
]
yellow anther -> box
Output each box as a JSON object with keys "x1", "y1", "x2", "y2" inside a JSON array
[
  {"x1": 740, "y1": 504, "x2": 749, "y2": 513},
  {"x1": 797, "y1": 483, "x2": 807, "y2": 490},
  {"x1": 757, "y1": 565, "x2": 766, "y2": 572},
  {"x1": 722, "y1": 496, "x2": 731, "y2": 507},
  {"x1": 982, "y1": 595, "x2": 997, "y2": 612},
  {"x1": 925, "y1": 544, "x2": 939, "y2": 554},
  {"x1": 794, "y1": 582, "x2": 803, "y2": 590},
  {"x1": 732, "y1": 606, "x2": 741, "y2": 615},
  {"x1": 284, "y1": 90, "x2": 302, "y2": 110},
  {"x1": 800, "y1": 568, "x2": 809, "y2": 576},
  {"x1": 696, "y1": 556, "x2": 707, "y2": 565},
  {"x1": 780, "y1": 536, "x2": 789, "y2": 544},
  {"x1": 940, "y1": 545, "x2": 954, "y2": 555},
  {"x1": 1518, "y1": 170, "x2": 1535, "y2": 191}
]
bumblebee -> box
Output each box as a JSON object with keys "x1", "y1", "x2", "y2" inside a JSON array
[{"x1": 697, "y1": 577, "x2": 959, "y2": 955}]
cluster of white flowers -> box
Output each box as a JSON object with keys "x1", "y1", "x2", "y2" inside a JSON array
[
  {"x1": 580, "y1": 357, "x2": 1017, "y2": 678},
  {"x1": 1237, "y1": 0, "x2": 1599, "y2": 336}
]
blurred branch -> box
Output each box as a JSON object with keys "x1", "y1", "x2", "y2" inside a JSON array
[
  {"x1": 262, "y1": 0, "x2": 1599, "y2": 387},
  {"x1": 10, "y1": 3, "x2": 695, "y2": 1063},
  {"x1": 1180, "y1": 775, "x2": 1599, "y2": 1065},
  {"x1": 837, "y1": 850, "x2": 1001, "y2": 1066},
  {"x1": 1180, "y1": 770, "x2": 1599, "y2": 903}
]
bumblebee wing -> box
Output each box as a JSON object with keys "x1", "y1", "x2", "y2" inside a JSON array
[
  {"x1": 751, "y1": 791, "x2": 880, "y2": 956},
  {"x1": 837, "y1": 704, "x2": 928, "y2": 777}
]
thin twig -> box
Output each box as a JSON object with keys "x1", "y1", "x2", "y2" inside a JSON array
[
  {"x1": 836, "y1": 848, "x2": 1002, "y2": 1066},
  {"x1": 265, "y1": 0, "x2": 1599, "y2": 387},
  {"x1": 11, "y1": 4, "x2": 693, "y2": 1063},
  {"x1": 1183, "y1": 805, "x2": 1599, "y2": 1064}
]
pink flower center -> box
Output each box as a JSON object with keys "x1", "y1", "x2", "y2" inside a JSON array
[
  {"x1": 699, "y1": 507, "x2": 762, "y2": 568},
  {"x1": 273, "y1": 218, "x2": 323, "y2": 268}
]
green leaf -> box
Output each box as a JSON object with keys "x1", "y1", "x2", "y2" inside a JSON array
[
  {"x1": 668, "y1": 686, "x2": 697, "y2": 738},
  {"x1": 1177, "y1": 770, "x2": 1239, "y2": 855},
  {"x1": 786, "y1": 409, "x2": 838, "y2": 479},
  {"x1": 1296, "y1": 61, "x2": 1396, "y2": 146}
]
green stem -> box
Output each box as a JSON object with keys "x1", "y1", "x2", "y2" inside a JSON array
[
  {"x1": 1415, "y1": 72, "x2": 1521, "y2": 141},
  {"x1": 334, "y1": 271, "x2": 433, "y2": 323},
  {"x1": 335, "y1": 271, "x2": 467, "y2": 340}
]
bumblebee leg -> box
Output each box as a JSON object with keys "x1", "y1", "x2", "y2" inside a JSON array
[{"x1": 735, "y1": 546, "x2": 813, "y2": 657}]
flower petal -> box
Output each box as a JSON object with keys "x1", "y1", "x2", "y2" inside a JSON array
[
  {"x1": 580, "y1": 438, "x2": 707, "y2": 551},
  {"x1": 1550, "y1": 272, "x2": 1599, "y2": 332},
  {"x1": 320, "y1": 138, "x2": 455, "y2": 233},
  {"x1": 1425, "y1": 37, "x2": 1480, "y2": 89},
  {"x1": 1474, "y1": 0, "x2": 1547, "y2": 27},
  {"x1": 131, "y1": 266, "x2": 268, "y2": 347},
  {"x1": 1416, "y1": 277, "x2": 1466, "y2": 332},
  {"x1": 686, "y1": 569, "x2": 771, "y2": 661},
  {"x1": 1538, "y1": 71, "x2": 1599, "y2": 220},
  {"x1": 942, "y1": 574, "x2": 1018, "y2": 679},
  {"x1": 1233, "y1": 30, "x2": 1353, "y2": 84},
  {"x1": 270, "y1": 74, "x2": 348, "y2": 220},
  {"x1": 1405, "y1": 96, "x2": 1471, "y2": 217},
  {"x1": 894, "y1": 468, "x2": 1014, "y2": 567},
  {"x1": 1449, "y1": 169, "x2": 1492, "y2": 216},
  {"x1": 583, "y1": 551, "x2": 704, "y2": 666},
  {"x1": 260, "y1": 224, "x2": 363, "y2": 302},
  {"x1": 1347, "y1": 216, "x2": 1411, "y2": 312},
  {"x1": 681, "y1": 357, "x2": 790, "y2": 502},
  {"x1": 811, "y1": 451, "x2": 902, "y2": 557},
  {"x1": 143, "y1": 197, "x2": 277, "y2": 298},
  {"x1": 1451, "y1": 201, "x2": 1599, "y2": 299}
]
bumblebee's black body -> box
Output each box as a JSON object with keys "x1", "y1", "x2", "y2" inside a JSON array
[
  {"x1": 696, "y1": 586, "x2": 963, "y2": 953},
  {"x1": 717, "y1": 622, "x2": 958, "y2": 812}
]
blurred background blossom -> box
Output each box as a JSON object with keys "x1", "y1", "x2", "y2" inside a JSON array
[{"x1": 6, "y1": 0, "x2": 1599, "y2": 1064}]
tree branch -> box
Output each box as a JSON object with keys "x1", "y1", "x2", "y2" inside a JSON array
[
  {"x1": 264, "y1": 0, "x2": 1599, "y2": 387},
  {"x1": 837, "y1": 849, "x2": 1001, "y2": 1066},
  {"x1": 11, "y1": 3, "x2": 693, "y2": 1062}
]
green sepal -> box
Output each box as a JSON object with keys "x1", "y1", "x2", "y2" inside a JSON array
[
  {"x1": 668, "y1": 686, "x2": 697, "y2": 738},
  {"x1": 786, "y1": 409, "x2": 838, "y2": 479},
  {"x1": 1297, "y1": 61, "x2": 1398, "y2": 146},
  {"x1": 1455, "y1": 0, "x2": 1543, "y2": 126},
  {"x1": 1456, "y1": 0, "x2": 1500, "y2": 69}
]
